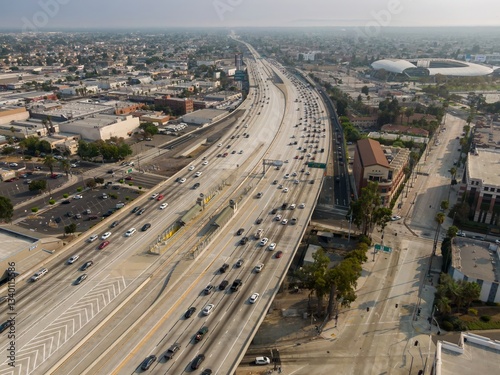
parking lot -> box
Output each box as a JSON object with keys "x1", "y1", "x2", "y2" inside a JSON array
[{"x1": 17, "y1": 184, "x2": 141, "y2": 236}]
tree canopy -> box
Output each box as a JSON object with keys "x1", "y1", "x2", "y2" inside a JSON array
[{"x1": 0, "y1": 196, "x2": 14, "y2": 222}]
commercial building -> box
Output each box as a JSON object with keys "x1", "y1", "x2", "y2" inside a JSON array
[
  {"x1": 463, "y1": 148, "x2": 500, "y2": 224},
  {"x1": 0, "y1": 106, "x2": 30, "y2": 126},
  {"x1": 352, "y1": 138, "x2": 410, "y2": 206},
  {"x1": 39, "y1": 134, "x2": 80, "y2": 155},
  {"x1": 58, "y1": 114, "x2": 139, "y2": 141},
  {"x1": 154, "y1": 96, "x2": 194, "y2": 115},
  {"x1": 182, "y1": 109, "x2": 226, "y2": 126}
]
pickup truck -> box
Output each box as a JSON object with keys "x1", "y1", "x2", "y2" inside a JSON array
[
  {"x1": 194, "y1": 326, "x2": 208, "y2": 342},
  {"x1": 230, "y1": 279, "x2": 242, "y2": 292}
]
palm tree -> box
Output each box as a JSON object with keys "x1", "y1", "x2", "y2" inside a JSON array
[
  {"x1": 59, "y1": 159, "x2": 71, "y2": 176},
  {"x1": 432, "y1": 212, "x2": 446, "y2": 257},
  {"x1": 43, "y1": 155, "x2": 56, "y2": 175}
]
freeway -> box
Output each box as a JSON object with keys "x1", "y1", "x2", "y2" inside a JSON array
[{"x1": 0, "y1": 42, "x2": 331, "y2": 375}]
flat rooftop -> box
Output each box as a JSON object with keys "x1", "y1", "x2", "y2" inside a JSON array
[
  {"x1": 468, "y1": 148, "x2": 500, "y2": 187},
  {"x1": 30, "y1": 101, "x2": 111, "y2": 119},
  {"x1": 64, "y1": 114, "x2": 128, "y2": 129},
  {"x1": 438, "y1": 333, "x2": 500, "y2": 375},
  {"x1": 0, "y1": 228, "x2": 37, "y2": 261},
  {"x1": 453, "y1": 238, "x2": 499, "y2": 282}
]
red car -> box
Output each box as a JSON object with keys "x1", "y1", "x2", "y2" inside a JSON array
[
  {"x1": 98, "y1": 241, "x2": 110, "y2": 249},
  {"x1": 276, "y1": 251, "x2": 283, "y2": 258},
  {"x1": 125, "y1": 176, "x2": 133, "y2": 181},
  {"x1": 156, "y1": 194, "x2": 164, "y2": 201}
]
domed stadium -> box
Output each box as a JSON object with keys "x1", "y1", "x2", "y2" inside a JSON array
[{"x1": 371, "y1": 58, "x2": 495, "y2": 78}]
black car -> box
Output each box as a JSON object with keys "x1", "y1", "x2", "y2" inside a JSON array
[
  {"x1": 184, "y1": 306, "x2": 196, "y2": 318},
  {"x1": 107, "y1": 169, "x2": 114, "y2": 174},
  {"x1": 74, "y1": 274, "x2": 87, "y2": 285},
  {"x1": 0, "y1": 320, "x2": 13, "y2": 333},
  {"x1": 201, "y1": 369, "x2": 213, "y2": 375},
  {"x1": 219, "y1": 280, "x2": 229, "y2": 290},
  {"x1": 140, "y1": 355, "x2": 156, "y2": 371},
  {"x1": 110, "y1": 220, "x2": 119, "y2": 228},
  {"x1": 62, "y1": 200, "x2": 71, "y2": 205},
  {"x1": 191, "y1": 354, "x2": 205, "y2": 370},
  {"x1": 219, "y1": 263, "x2": 229, "y2": 273},
  {"x1": 193, "y1": 182, "x2": 200, "y2": 189},
  {"x1": 281, "y1": 202, "x2": 288, "y2": 210},
  {"x1": 164, "y1": 344, "x2": 180, "y2": 360},
  {"x1": 271, "y1": 208, "x2": 278, "y2": 215},
  {"x1": 54, "y1": 217, "x2": 62, "y2": 223},
  {"x1": 239, "y1": 237, "x2": 249, "y2": 245},
  {"x1": 81, "y1": 260, "x2": 94, "y2": 271},
  {"x1": 236, "y1": 228, "x2": 245, "y2": 235},
  {"x1": 141, "y1": 223, "x2": 151, "y2": 231},
  {"x1": 131, "y1": 206, "x2": 140, "y2": 214},
  {"x1": 255, "y1": 218, "x2": 263, "y2": 224}
]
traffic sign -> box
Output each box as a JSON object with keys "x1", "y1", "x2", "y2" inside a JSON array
[
  {"x1": 374, "y1": 244, "x2": 381, "y2": 251},
  {"x1": 127, "y1": 169, "x2": 132, "y2": 173},
  {"x1": 383, "y1": 246, "x2": 392, "y2": 253},
  {"x1": 307, "y1": 162, "x2": 326, "y2": 169}
]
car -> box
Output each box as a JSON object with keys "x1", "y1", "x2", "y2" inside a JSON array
[
  {"x1": 281, "y1": 219, "x2": 288, "y2": 225},
  {"x1": 284, "y1": 173, "x2": 290, "y2": 179},
  {"x1": 156, "y1": 194, "x2": 164, "y2": 201},
  {"x1": 67, "y1": 255, "x2": 79, "y2": 264},
  {"x1": 137, "y1": 208, "x2": 146, "y2": 215},
  {"x1": 101, "y1": 232, "x2": 111, "y2": 240},
  {"x1": 272, "y1": 179, "x2": 278, "y2": 185},
  {"x1": 271, "y1": 208, "x2": 278, "y2": 214},
  {"x1": 0, "y1": 320, "x2": 13, "y2": 333},
  {"x1": 239, "y1": 236, "x2": 249, "y2": 245},
  {"x1": 98, "y1": 241, "x2": 110, "y2": 250},
  {"x1": 235, "y1": 259, "x2": 244, "y2": 267},
  {"x1": 74, "y1": 213, "x2": 82, "y2": 219},
  {"x1": 88, "y1": 234, "x2": 98, "y2": 242},
  {"x1": 268, "y1": 243, "x2": 276, "y2": 251},
  {"x1": 230, "y1": 279, "x2": 242, "y2": 292},
  {"x1": 125, "y1": 228, "x2": 136, "y2": 237},
  {"x1": 305, "y1": 171, "x2": 311, "y2": 175},
  {"x1": 275, "y1": 214, "x2": 282, "y2": 221},
  {"x1": 131, "y1": 206, "x2": 140, "y2": 214},
  {"x1": 255, "y1": 263, "x2": 264, "y2": 273},
  {"x1": 283, "y1": 188, "x2": 289, "y2": 193},
  {"x1": 277, "y1": 184, "x2": 283, "y2": 189},
  {"x1": 151, "y1": 193, "x2": 159, "y2": 199},
  {"x1": 256, "y1": 218, "x2": 263, "y2": 224},
  {"x1": 193, "y1": 182, "x2": 200, "y2": 189},
  {"x1": 217, "y1": 143, "x2": 223, "y2": 147},
  {"x1": 202, "y1": 160, "x2": 209, "y2": 165},
  {"x1": 179, "y1": 178, "x2": 186, "y2": 183},
  {"x1": 457, "y1": 231, "x2": 466, "y2": 237},
  {"x1": 236, "y1": 228, "x2": 245, "y2": 235},
  {"x1": 9, "y1": 162, "x2": 18, "y2": 167},
  {"x1": 290, "y1": 217, "x2": 297, "y2": 225},
  {"x1": 276, "y1": 251, "x2": 283, "y2": 258},
  {"x1": 255, "y1": 357, "x2": 271, "y2": 365},
  {"x1": 219, "y1": 263, "x2": 229, "y2": 273},
  {"x1": 74, "y1": 274, "x2": 88, "y2": 285},
  {"x1": 299, "y1": 203, "x2": 305, "y2": 209},
  {"x1": 184, "y1": 306, "x2": 196, "y2": 318},
  {"x1": 495, "y1": 239, "x2": 500, "y2": 245},
  {"x1": 81, "y1": 261, "x2": 93, "y2": 271},
  {"x1": 219, "y1": 280, "x2": 229, "y2": 290},
  {"x1": 201, "y1": 369, "x2": 213, "y2": 375},
  {"x1": 259, "y1": 238, "x2": 269, "y2": 246},
  {"x1": 110, "y1": 220, "x2": 119, "y2": 228},
  {"x1": 309, "y1": 180, "x2": 315, "y2": 184},
  {"x1": 293, "y1": 179, "x2": 300, "y2": 184},
  {"x1": 107, "y1": 169, "x2": 114, "y2": 174},
  {"x1": 256, "y1": 192, "x2": 263, "y2": 198},
  {"x1": 140, "y1": 355, "x2": 157, "y2": 371},
  {"x1": 188, "y1": 165, "x2": 195, "y2": 171},
  {"x1": 73, "y1": 194, "x2": 83, "y2": 200},
  {"x1": 191, "y1": 354, "x2": 206, "y2": 369},
  {"x1": 202, "y1": 304, "x2": 215, "y2": 315},
  {"x1": 194, "y1": 327, "x2": 208, "y2": 342},
  {"x1": 391, "y1": 215, "x2": 402, "y2": 221},
  {"x1": 291, "y1": 172, "x2": 297, "y2": 177},
  {"x1": 203, "y1": 285, "x2": 214, "y2": 295},
  {"x1": 125, "y1": 176, "x2": 133, "y2": 181},
  {"x1": 164, "y1": 344, "x2": 180, "y2": 360},
  {"x1": 249, "y1": 293, "x2": 260, "y2": 303},
  {"x1": 159, "y1": 203, "x2": 168, "y2": 210},
  {"x1": 141, "y1": 223, "x2": 151, "y2": 231}
]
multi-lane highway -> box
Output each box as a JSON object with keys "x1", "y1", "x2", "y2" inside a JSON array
[{"x1": 1, "y1": 42, "x2": 332, "y2": 375}]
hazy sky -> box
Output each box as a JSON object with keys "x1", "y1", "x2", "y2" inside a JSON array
[{"x1": 2, "y1": 0, "x2": 500, "y2": 31}]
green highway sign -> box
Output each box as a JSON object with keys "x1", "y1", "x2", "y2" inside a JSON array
[
  {"x1": 307, "y1": 162, "x2": 326, "y2": 169},
  {"x1": 374, "y1": 244, "x2": 381, "y2": 251},
  {"x1": 383, "y1": 246, "x2": 392, "y2": 253},
  {"x1": 127, "y1": 168, "x2": 133, "y2": 173}
]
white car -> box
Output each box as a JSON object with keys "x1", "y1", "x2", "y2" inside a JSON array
[
  {"x1": 275, "y1": 214, "x2": 282, "y2": 221},
  {"x1": 101, "y1": 232, "x2": 111, "y2": 240},
  {"x1": 179, "y1": 178, "x2": 186, "y2": 183},
  {"x1": 259, "y1": 237, "x2": 269, "y2": 246},
  {"x1": 74, "y1": 194, "x2": 83, "y2": 199},
  {"x1": 188, "y1": 165, "x2": 195, "y2": 171},
  {"x1": 284, "y1": 173, "x2": 290, "y2": 179},
  {"x1": 202, "y1": 303, "x2": 215, "y2": 316},
  {"x1": 281, "y1": 219, "x2": 288, "y2": 225},
  {"x1": 30, "y1": 268, "x2": 48, "y2": 282},
  {"x1": 67, "y1": 255, "x2": 79, "y2": 264},
  {"x1": 305, "y1": 171, "x2": 311, "y2": 175},
  {"x1": 202, "y1": 160, "x2": 209, "y2": 165},
  {"x1": 249, "y1": 293, "x2": 260, "y2": 304},
  {"x1": 290, "y1": 204, "x2": 296, "y2": 210},
  {"x1": 391, "y1": 215, "x2": 401, "y2": 221},
  {"x1": 255, "y1": 263, "x2": 264, "y2": 273},
  {"x1": 299, "y1": 203, "x2": 305, "y2": 209},
  {"x1": 88, "y1": 234, "x2": 98, "y2": 242},
  {"x1": 160, "y1": 203, "x2": 168, "y2": 210},
  {"x1": 194, "y1": 171, "x2": 202, "y2": 177},
  {"x1": 125, "y1": 228, "x2": 136, "y2": 237},
  {"x1": 268, "y1": 243, "x2": 276, "y2": 251},
  {"x1": 283, "y1": 188, "x2": 289, "y2": 193},
  {"x1": 151, "y1": 193, "x2": 159, "y2": 199},
  {"x1": 217, "y1": 143, "x2": 222, "y2": 147}
]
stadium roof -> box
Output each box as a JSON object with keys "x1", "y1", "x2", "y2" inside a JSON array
[{"x1": 371, "y1": 58, "x2": 494, "y2": 77}]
